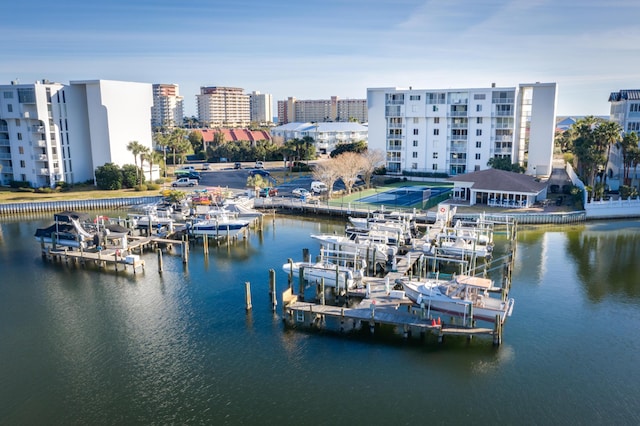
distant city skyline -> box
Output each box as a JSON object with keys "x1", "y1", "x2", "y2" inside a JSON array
[{"x1": 3, "y1": 0, "x2": 639, "y2": 118}]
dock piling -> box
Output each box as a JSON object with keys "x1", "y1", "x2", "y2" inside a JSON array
[{"x1": 245, "y1": 281, "x2": 252, "y2": 311}]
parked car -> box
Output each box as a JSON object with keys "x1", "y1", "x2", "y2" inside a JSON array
[
  {"x1": 311, "y1": 181, "x2": 328, "y2": 194},
  {"x1": 175, "y1": 170, "x2": 201, "y2": 180},
  {"x1": 254, "y1": 161, "x2": 265, "y2": 169},
  {"x1": 171, "y1": 177, "x2": 198, "y2": 187},
  {"x1": 234, "y1": 162, "x2": 242, "y2": 169},
  {"x1": 259, "y1": 187, "x2": 278, "y2": 197},
  {"x1": 249, "y1": 169, "x2": 271, "y2": 178},
  {"x1": 292, "y1": 188, "x2": 310, "y2": 198}
]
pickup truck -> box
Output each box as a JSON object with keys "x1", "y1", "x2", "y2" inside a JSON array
[{"x1": 171, "y1": 177, "x2": 198, "y2": 187}]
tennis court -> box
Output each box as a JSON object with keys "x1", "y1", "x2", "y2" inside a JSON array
[{"x1": 358, "y1": 186, "x2": 451, "y2": 207}]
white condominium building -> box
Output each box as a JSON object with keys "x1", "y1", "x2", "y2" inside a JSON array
[
  {"x1": 151, "y1": 83, "x2": 184, "y2": 129},
  {"x1": 270, "y1": 122, "x2": 368, "y2": 154},
  {"x1": 197, "y1": 86, "x2": 250, "y2": 127},
  {"x1": 0, "y1": 79, "x2": 153, "y2": 187},
  {"x1": 607, "y1": 90, "x2": 640, "y2": 186},
  {"x1": 249, "y1": 91, "x2": 273, "y2": 124},
  {"x1": 367, "y1": 83, "x2": 557, "y2": 177}
]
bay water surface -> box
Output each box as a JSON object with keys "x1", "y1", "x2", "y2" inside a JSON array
[{"x1": 0, "y1": 214, "x2": 639, "y2": 424}]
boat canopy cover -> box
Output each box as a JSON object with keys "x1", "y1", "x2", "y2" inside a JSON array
[
  {"x1": 455, "y1": 275, "x2": 493, "y2": 289},
  {"x1": 54, "y1": 211, "x2": 91, "y2": 223}
]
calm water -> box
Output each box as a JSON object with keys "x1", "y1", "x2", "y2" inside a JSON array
[{"x1": 0, "y1": 213, "x2": 639, "y2": 425}]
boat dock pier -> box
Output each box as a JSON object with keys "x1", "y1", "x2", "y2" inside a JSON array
[{"x1": 281, "y1": 216, "x2": 516, "y2": 346}]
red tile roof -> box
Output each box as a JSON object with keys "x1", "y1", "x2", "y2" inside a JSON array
[{"x1": 195, "y1": 128, "x2": 272, "y2": 144}]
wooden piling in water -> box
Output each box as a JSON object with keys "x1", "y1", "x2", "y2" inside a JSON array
[
  {"x1": 269, "y1": 269, "x2": 277, "y2": 311},
  {"x1": 245, "y1": 281, "x2": 252, "y2": 311},
  {"x1": 157, "y1": 249, "x2": 163, "y2": 273}
]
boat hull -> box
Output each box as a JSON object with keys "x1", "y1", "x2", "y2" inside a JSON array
[
  {"x1": 282, "y1": 262, "x2": 358, "y2": 290},
  {"x1": 402, "y1": 280, "x2": 514, "y2": 323}
]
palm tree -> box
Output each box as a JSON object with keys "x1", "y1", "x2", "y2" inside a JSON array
[
  {"x1": 126, "y1": 141, "x2": 144, "y2": 185},
  {"x1": 138, "y1": 146, "x2": 150, "y2": 184},
  {"x1": 146, "y1": 149, "x2": 164, "y2": 182},
  {"x1": 594, "y1": 121, "x2": 622, "y2": 187}
]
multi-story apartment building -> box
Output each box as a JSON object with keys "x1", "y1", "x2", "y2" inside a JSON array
[
  {"x1": 151, "y1": 83, "x2": 184, "y2": 129},
  {"x1": 276, "y1": 96, "x2": 367, "y2": 124},
  {"x1": 270, "y1": 122, "x2": 368, "y2": 154},
  {"x1": 607, "y1": 89, "x2": 640, "y2": 187},
  {"x1": 0, "y1": 79, "x2": 153, "y2": 187},
  {"x1": 367, "y1": 83, "x2": 557, "y2": 177},
  {"x1": 249, "y1": 91, "x2": 273, "y2": 125},
  {"x1": 197, "y1": 86, "x2": 250, "y2": 127}
]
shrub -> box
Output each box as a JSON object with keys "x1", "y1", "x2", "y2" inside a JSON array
[
  {"x1": 95, "y1": 163, "x2": 123, "y2": 190},
  {"x1": 135, "y1": 184, "x2": 148, "y2": 191},
  {"x1": 154, "y1": 178, "x2": 165, "y2": 185},
  {"x1": 9, "y1": 180, "x2": 31, "y2": 189},
  {"x1": 35, "y1": 187, "x2": 54, "y2": 193},
  {"x1": 147, "y1": 183, "x2": 160, "y2": 190},
  {"x1": 17, "y1": 187, "x2": 35, "y2": 192}
]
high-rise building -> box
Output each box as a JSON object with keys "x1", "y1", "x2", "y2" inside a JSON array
[
  {"x1": 367, "y1": 83, "x2": 557, "y2": 177},
  {"x1": 151, "y1": 83, "x2": 184, "y2": 129},
  {"x1": 607, "y1": 89, "x2": 640, "y2": 185},
  {"x1": 0, "y1": 79, "x2": 153, "y2": 187},
  {"x1": 196, "y1": 86, "x2": 250, "y2": 127},
  {"x1": 276, "y1": 96, "x2": 367, "y2": 124},
  {"x1": 249, "y1": 91, "x2": 273, "y2": 124}
]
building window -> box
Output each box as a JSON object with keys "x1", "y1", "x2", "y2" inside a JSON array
[
  {"x1": 412, "y1": 152, "x2": 418, "y2": 158},
  {"x1": 433, "y1": 152, "x2": 438, "y2": 159},
  {"x1": 433, "y1": 105, "x2": 438, "y2": 112},
  {"x1": 432, "y1": 163, "x2": 438, "y2": 171},
  {"x1": 413, "y1": 128, "x2": 419, "y2": 135},
  {"x1": 477, "y1": 117, "x2": 482, "y2": 124},
  {"x1": 18, "y1": 146, "x2": 24, "y2": 154},
  {"x1": 413, "y1": 117, "x2": 419, "y2": 124},
  {"x1": 410, "y1": 95, "x2": 421, "y2": 101},
  {"x1": 475, "y1": 165, "x2": 481, "y2": 171},
  {"x1": 434, "y1": 117, "x2": 440, "y2": 124},
  {"x1": 476, "y1": 129, "x2": 482, "y2": 136},
  {"x1": 3, "y1": 91, "x2": 13, "y2": 99},
  {"x1": 7, "y1": 104, "x2": 13, "y2": 113},
  {"x1": 476, "y1": 141, "x2": 482, "y2": 148},
  {"x1": 16, "y1": 119, "x2": 20, "y2": 127},
  {"x1": 413, "y1": 140, "x2": 418, "y2": 147},
  {"x1": 475, "y1": 153, "x2": 481, "y2": 160},
  {"x1": 20, "y1": 160, "x2": 25, "y2": 168},
  {"x1": 17, "y1": 133, "x2": 22, "y2": 140},
  {"x1": 411, "y1": 162, "x2": 418, "y2": 169},
  {"x1": 474, "y1": 94, "x2": 486, "y2": 100},
  {"x1": 433, "y1": 129, "x2": 439, "y2": 136},
  {"x1": 630, "y1": 103, "x2": 640, "y2": 112},
  {"x1": 476, "y1": 104, "x2": 482, "y2": 112}
]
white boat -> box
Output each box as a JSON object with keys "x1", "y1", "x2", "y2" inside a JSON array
[
  {"x1": 34, "y1": 211, "x2": 95, "y2": 249},
  {"x1": 188, "y1": 208, "x2": 249, "y2": 237},
  {"x1": 128, "y1": 211, "x2": 174, "y2": 230},
  {"x1": 282, "y1": 259, "x2": 365, "y2": 290},
  {"x1": 399, "y1": 275, "x2": 514, "y2": 324},
  {"x1": 310, "y1": 233, "x2": 396, "y2": 269},
  {"x1": 423, "y1": 232, "x2": 493, "y2": 258}
]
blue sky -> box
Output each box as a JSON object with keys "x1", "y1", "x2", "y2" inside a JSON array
[{"x1": 3, "y1": 0, "x2": 639, "y2": 117}]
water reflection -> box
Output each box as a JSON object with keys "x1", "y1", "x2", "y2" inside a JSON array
[{"x1": 566, "y1": 221, "x2": 640, "y2": 302}]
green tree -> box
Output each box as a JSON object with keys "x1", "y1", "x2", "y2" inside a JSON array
[
  {"x1": 329, "y1": 141, "x2": 367, "y2": 157},
  {"x1": 95, "y1": 163, "x2": 122, "y2": 190},
  {"x1": 621, "y1": 132, "x2": 640, "y2": 186},
  {"x1": 572, "y1": 116, "x2": 604, "y2": 199},
  {"x1": 594, "y1": 121, "x2": 622, "y2": 187},
  {"x1": 121, "y1": 164, "x2": 139, "y2": 188},
  {"x1": 487, "y1": 157, "x2": 525, "y2": 173},
  {"x1": 188, "y1": 130, "x2": 204, "y2": 155}
]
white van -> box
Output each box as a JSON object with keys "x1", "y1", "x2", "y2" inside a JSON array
[{"x1": 311, "y1": 181, "x2": 328, "y2": 194}]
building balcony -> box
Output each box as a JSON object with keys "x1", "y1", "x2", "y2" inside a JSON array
[
  {"x1": 495, "y1": 110, "x2": 513, "y2": 117},
  {"x1": 34, "y1": 140, "x2": 47, "y2": 147},
  {"x1": 448, "y1": 111, "x2": 467, "y2": 117},
  {"x1": 38, "y1": 168, "x2": 50, "y2": 175},
  {"x1": 1, "y1": 166, "x2": 13, "y2": 173},
  {"x1": 492, "y1": 135, "x2": 513, "y2": 142},
  {"x1": 387, "y1": 144, "x2": 403, "y2": 151},
  {"x1": 492, "y1": 98, "x2": 514, "y2": 104},
  {"x1": 38, "y1": 154, "x2": 48, "y2": 161},
  {"x1": 449, "y1": 158, "x2": 467, "y2": 165},
  {"x1": 0, "y1": 153, "x2": 11, "y2": 159},
  {"x1": 0, "y1": 139, "x2": 10, "y2": 146},
  {"x1": 450, "y1": 134, "x2": 468, "y2": 141},
  {"x1": 30, "y1": 125, "x2": 45, "y2": 132},
  {"x1": 0, "y1": 125, "x2": 8, "y2": 132},
  {"x1": 388, "y1": 123, "x2": 403, "y2": 128}
]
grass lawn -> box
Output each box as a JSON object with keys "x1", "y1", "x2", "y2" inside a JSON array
[{"x1": 0, "y1": 187, "x2": 164, "y2": 203}]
